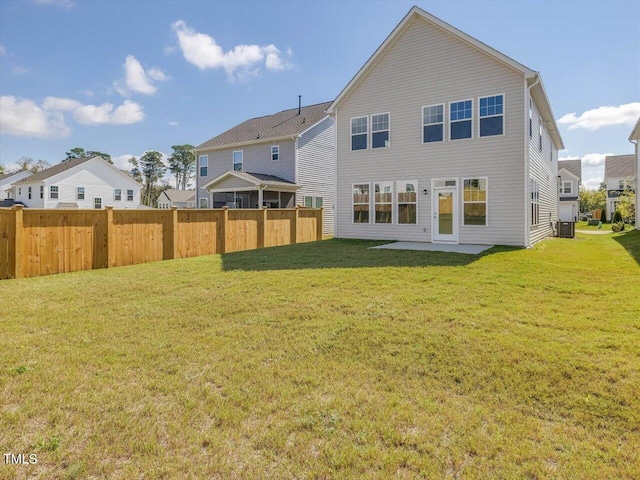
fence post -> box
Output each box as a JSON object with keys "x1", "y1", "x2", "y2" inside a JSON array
[
  {"x1": 220, "y1": 206, "x2": 229, "y2": 253},
  {"x1": 166, "y1": 207, "x2": 179, "y2": 260},
  {"x1": 258, "y1": 207, "x2": 267, "y2": 248},
  {"x1": 317, "y1": 208, "x2": 324, "y2": 241},
  {"x1": 13, "y1": 205, "x2": 24, "y2": 279},
  {"x1": 105, "y1": 206, "x2": 115, "y2": 268},
  {"x1": 291, "y1": 206, "x2": 299, "y2": 244}
]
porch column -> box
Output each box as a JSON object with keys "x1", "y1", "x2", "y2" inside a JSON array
[{"x1": 258, "y1": 187, "x2": 264, "y2": 208}]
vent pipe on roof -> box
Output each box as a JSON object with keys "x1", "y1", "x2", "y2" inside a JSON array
[{"x1": 298, "y1": 95, "x2": 301, "y2": 115}]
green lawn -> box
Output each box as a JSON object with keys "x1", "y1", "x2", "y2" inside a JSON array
[{"x1": 1, "y1": 231, "x2": 639, "y2": 479}]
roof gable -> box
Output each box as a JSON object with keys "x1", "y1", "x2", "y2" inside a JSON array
[
  {"x1": 195, "y1": 102, "x2": 332, "y2": 151},
  {"x1": 605, "y1": 155, "x2": 635, "y2": 178},
  {"x1": 558, "y1": 159, "x2": 582, "y2": 180},
  {"x1": 163, "y1": 189, "x2": 196, "y2": 203}
]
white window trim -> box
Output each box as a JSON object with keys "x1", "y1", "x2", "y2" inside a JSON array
[
  {"x1": 350, "y1": 116, "x2": 369, "y2": 151},
  {"x1": 199, "y1": 197, "x2": 209, "y2": 209},
  {"x1": 314, "y1": 197, "x2": 323, "y2": 208},
  {"x1": 539, "y1": 118, "x2": 543, "y2": 151},
  {"x1": 449, "y1": 98, "x2": 473, "y2": 141},
  {"x1": 114, "y1": 188, "x2": 122, "y2": 201},
  {"x1": 94, "y1": 197, "x2": 102, "y2": 209},
  {"x1": 373, "y1": 181, "x2": 393, "y2": 224},
  {"x1": 49, "y1": 185, "x2": 59, "y2": 199},
  {"x1": 352, "y1": 183, "x2": 371, "y2": 224},
  {"x1": 530, "y1": 179, "x2": 540, "y2": 227},
  {"x1": 422, "y1": 104, "x2": 445, "y2": 144},
  {"x1": 478, "y1": 93, "x2": 505, "y2": 138},
  {"x1": 396, "y1": 180, "x2": 418, "y2": 225},
  {"x1": 127, "y1": 189, "x2": 134, "y2": 202},
  {"x1": 28, "y1": 187, "x2": 32, "y2": 199},
  {"x1": 199, "y1": 155, "x2": 208, "y2": 177},
  {"x1": 76, "y1": 186, "x2": 85, "y2": 200},
  {"x1": 304, "y1": 195, "x2": 313, "y2": 208},
  {"x1": 371, "y1": 112, "x2": 390, "y2": 149},
  {"x1": 271, "y1": 145, "x2": 279, "y2": 161},
  {"x1": 233, "y1": 150, "x2": 243, "y2": 171},
  {"x1": 529, "y1": 100, "x2": 533, "y2": 138},
  {"x1": 462, "y1": 177, "x2": 488, "y2": 227},
  {"x1": 563, "y1": 181, "x2": 572, "y2": 194}
]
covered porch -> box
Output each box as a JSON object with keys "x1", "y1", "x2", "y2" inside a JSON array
[{"x1": 201, "y1": 171, "x2": 299, "y2": 209}]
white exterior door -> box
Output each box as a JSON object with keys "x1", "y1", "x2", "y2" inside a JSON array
[{"x1": 433, "y1": 186, "x2": 458, "y2": 243}]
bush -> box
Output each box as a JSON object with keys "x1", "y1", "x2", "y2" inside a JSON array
[
  {"x1": 613, "y1": 211, "x2": 623, "y2": 223},
  {"x1": 601, "y1": 207, "x2": 607, "y2": 223},
  {"x1": 612, "y1": 222, "x2": 625, "y2": 232}
]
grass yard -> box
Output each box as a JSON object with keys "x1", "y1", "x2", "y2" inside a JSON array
[
  {"x1": 574, "y1": 220, "x2": 611, "y2": 231},
  {"x1": 1, "y1": 230, "x2": 639, "y2": 479}
]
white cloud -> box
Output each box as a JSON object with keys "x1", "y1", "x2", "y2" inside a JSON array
[
  {"x1": 0, "y1": 95, "x2": 70, "y2": 138},
  {"x1": 79, "y1": 89, "x2": 94, "y2": 98},
  {"x1": 111, "y1": 154, "x2": 136, "y2": 169},
  {"x1": 172, "y1": 20, "x2": 292, "y2": 81},
  {"x1": 74, "y1": 100, "x2": 144, "y2": 125},
  {"x1": 42, "y1": 96, "x2": 83, "y2": 111},
  {"x1": 582, "y1": 176, "x2": 603, "y2": 189},
  {"x1": 115, "y1": 55, "x2": 169, "y2": 97},
  {"x1": 168, "y1": 121, "x2": 179, "y2": 126},
  {"x1": 32, "y1": 0, "x2": 73, "y2": 9},
  {"x1": 558, "y1": 102, "x2": 640, "y2": 131}
]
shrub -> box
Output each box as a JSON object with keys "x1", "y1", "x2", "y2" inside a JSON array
[
  {"x1": 613, "y1": 211, "x2": 623, "y2": 223},
  {"x1": 612, "y1": 222, "x2": 625, "y2": 232},
  {"x1": 601, "y1": 207, "x2": 607, "y2": 222}
]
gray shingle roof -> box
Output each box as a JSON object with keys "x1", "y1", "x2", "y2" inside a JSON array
[
  {"x1": 14, "y1": 157, "x2": 96, "y2": 184},
  {"x1": 558, "y1": 159, "x2": 582, "y2": 180},
  {"x1": 196, "y1": 101, "x2": 332, "y2": 150},
  {"x1": 0, "y1": 171, "x2": 31, "y2": 182},
  {"x1": 605, "y1": 155, "x2": 635, "y2": 178},
  {"x1": 243, "y1": 172, "x2": 296, "y2": 186},
  {"x1": 163, "y1": 189, "x2": 196, "y2": 203}
]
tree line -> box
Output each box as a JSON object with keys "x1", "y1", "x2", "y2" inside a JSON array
[{"x1": 1, "y1": 145, "x2": 196, "y2": 208}]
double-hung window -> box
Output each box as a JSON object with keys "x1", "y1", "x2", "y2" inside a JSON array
[
  {"x1": 463, "y1": 178, "x2": 487, "y2": 226},
  {"x1": 94, "y1": 197, "x2": 102, "y2": 209},
  {"x1": 233, "y1": 151, "x2": 243, "y2": 172},
  {"x1": 40, "y1": 186, "x2": 43, "y2": 199},
  {"x1": 530, "y1": 179, "x2": 540, "y2": 226},
  {"x1": 563, "y1": 181, "x2": 572, "y2": 194},
  {"x1": 397, "y1": 181, "x2": 417, "y2": 224},
  {"x1": 28, "y1": 187, "x2": 32, "y2": 199},
  {"x1": 371, "y1": 113, "x2": 389, "y2": 148},
  {"x1": 271, "y1": 145, "x2": 279, "y2": 161},
  {"x1": 315, "y1": 197, "x2": 323, "y2": 208},
  {"x1": 529, "y1": 102, "x2": 533, "y2": 138},
  {"x1": 450, "y1": 100, "x2": 472, "y2": 140},
  {"x1": 50, "y1": 186, "x2": 59, "y2": 199},
  {"x1": 127, "y1": 189, "x2": 134, "y2": 201},
  {"x1": 353, "y1": 184, "x2": 370, "y2": 223},
  {"x1": 374, "y1": 182, "x2": 393, "y2": 224},
  {"x1": 539, "y1": 119, "x2": 543, "y2": 151},
  {"x1": 77, "y1": 187, "x2": 85, "y2": 200},
  {"x1": 199, "y1": 197, "x2": 208, "y2": 209},
  {"x1": 479, "y1": 95, "x2": 504, "y2": 137},
  {"x1": 423, "y1": 104, "x2": 444, "y2": 143},
  {"x1": 199, "y1": 155, "x2": 208, "y2": 177},
  {"x1": 304, "y1": 196, "x2": 313, "y2": 208},
  {"x1": 114, "y1": 189, "x2": 121, "y2": 201},
  {"x1": 351, "y1": 116, "x2": 368, "y2": 151}
]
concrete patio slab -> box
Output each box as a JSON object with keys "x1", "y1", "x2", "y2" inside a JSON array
[{"x1": 371, "y1": 242, "x2": 493, "y2": 254}]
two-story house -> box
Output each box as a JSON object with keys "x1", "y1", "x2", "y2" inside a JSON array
[
  {"x1": 193, "y1": 101, "x2": 335, "y2": 234},
  {"x1": 0, "y1": 170, "x2": 32, "y2": 199},
  {"x1": 558, "y1": 159, "x2": 581, "y2": 222},
  {"x1": 604, "y1": 154, "x2": 636, "y2": 220},
  {"x1": 13, "y1": 156, "x2": 142, "y2": 209},
  {"x1": 630, "y1": 117, "x2": 640, "y2": 229},
  {"x1": 157, "y1": 189, "x2": 196, "y2": 209},
  {"x1": 327, "y1": 6, "x2": 564, "y2": 247}
]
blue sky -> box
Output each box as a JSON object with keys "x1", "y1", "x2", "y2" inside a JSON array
[{"x1": 0, "y1": 0, "x2": 638, "y2": 188}]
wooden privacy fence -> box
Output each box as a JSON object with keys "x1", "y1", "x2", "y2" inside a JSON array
[{"x1": 0, "y1": 206, "x2": 322, "y2": 279}]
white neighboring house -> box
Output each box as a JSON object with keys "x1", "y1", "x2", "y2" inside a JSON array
[
  {"x1": 12, "y1": 156, "x2": 142, "y2": 209},
  {"x1": 629, "y1": 117, "x2": 640, "y2": 230},
  {"x1": 604, "y1": 154, "x2": 636, "y2": 221},
  {"x1": 327, "y1": 6, "x2": 564, "y2": 247},
  {"x1": 157, "y1": 189, "x2": 196, "y2": 209},
  {"x1": 557, "y1": 159, "x2": 581, "y2": 222},
  {"x1": 0, "y1": 170, "x2": 33, "y2": 199}
]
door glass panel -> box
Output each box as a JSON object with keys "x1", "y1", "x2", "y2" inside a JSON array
[{"x1": 438, "y1": 192, "x2": 453, "y2": 235}]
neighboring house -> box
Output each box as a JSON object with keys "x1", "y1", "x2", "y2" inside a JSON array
[
  {"x1": 157, "y1": 189, "x2": 196, "y2": 209},
  {"x1": 604, "y1": 154, "x2": 636, "y2": 220},
  {"x1": 12, "y1": 156, "x2": 142, "y2": 209},
  {"x1": 558, "y1": 159, "x2": 581, "y2": 221},
  {"x1": 326, "y1": 6, "x2": 564, "y2": 247},
  {"x1": 0, "y1": 170, "x2": 33, "y2": 199},
  {"x1": 629, "y1": 117, "x2": 640, "y2": 230},
  {"x1": 192, "y1": 101, "x2": 335, "y2": 234}
]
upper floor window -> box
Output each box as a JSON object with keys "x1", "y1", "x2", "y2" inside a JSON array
[
  {"x1": 463, "y1": 178, "x2": 487, "y2": 226},
  {"x1": 233, "y1": 150, "x2": 243, "y2": 172},
  {"x1": 114, "y1": 189, "x2": 121, "y2": 201},
  {"x1": 127, "y1": 189, "x2": 134, "y2": 201},
  {"x1": 371, "y1": 113, "x2": 389, "y2": 148},
  {"x1": 50, "y1": 186, "x2": 59, "y2": 199},
  {"x1": 538, "y1": 119, "x2": 543, "y2": 151},
  {"x1": 351, "y1": 116, "x2": 368, "y2": 151},
  {"x1": 529, "y1": 102, "x2": 533, "y2": 138},
  {"x1": 450, "y1": 100, "x2": 472, "y2": 140},
  {"x1": 423, "y1": 104, "x2": 444, "y2": 143},
  {"x1": 479, "y1": 94, "x2": 504, "y2": 137},
  {"x1": 199, "y1": 155, "x2": 208, "y2": 177},
  {"x1": 562, "y1": 181, "x2": 572, "y2": 194},
  {"x1": 77, "y1": 187, "x2": 85, "y2": 200},
  {"x1": 397, "y1": 181, "x2": 417, "y2": 224},
  {"x1": 271, "y1": 145, "x2": 279, "y2": 161}
]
